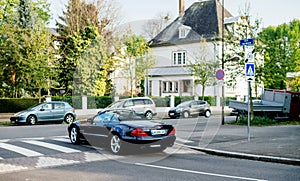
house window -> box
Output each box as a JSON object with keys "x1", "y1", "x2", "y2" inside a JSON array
[
  {"x1": 183, "y1": 80, "x2": 191, "y2": 92},
  {"x1": 149, "y1": 80, "x2": 152, "y2": 96},
  {"x1": 174, "y1": 82, "x2": 178, "y2": 92},
  {"x1": 173, "y1": 51, "x2": 186, "y2": 65},
  {"x1": 162, "y1": 81, "x2": 179, "y2": 93},
  {"x1": 179, "y1": 25, "x2": 191, "y2": 38},
  {"x1": 169, "y1": 82, "x2": 173, "y2": 92},
  {"x1": 163, "y1": 82, "x2": 167, "y2": 92}
]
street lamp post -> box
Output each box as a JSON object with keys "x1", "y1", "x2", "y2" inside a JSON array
[{"x1": 221, "y1": 0, "x2": 225, "y2": 125}]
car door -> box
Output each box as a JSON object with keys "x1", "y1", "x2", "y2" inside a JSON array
[
  {"x1": 132, "y1": 99, "x2": 146, "y2": 115},
  {"x1": 189, "y1": 101, "x2": 200, "y2": 115},
  {"x1": 37, "y1": 103, "x2": 53, "y2": 121},
  {"x1": 123, "y1": 99, "x2": 134, "y2": 110},
  {"x1": 52, "y1": 103, "x2": 65, "y2": 120},
  {"x1": 81, "y1": 113, "x2": 114, "y2": 144},
  {"x1": 198, "y1": 101, "x2": 207, "y2": 114}
]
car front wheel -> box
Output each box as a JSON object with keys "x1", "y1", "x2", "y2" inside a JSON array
[
  {"x1": 145, "y1": 111, "x2": 153, "y2": 120},
  {"x1": 27, "y1": 115, "x2": 37, "y2": 125}
]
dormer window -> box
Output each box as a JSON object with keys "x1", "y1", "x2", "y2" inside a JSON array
[
  {"x1": 179, "y1": 25, "x2": 191, "y2": 39},
  {"x1": 179, "y1": 29, "x2": 187, "y2": 38}
]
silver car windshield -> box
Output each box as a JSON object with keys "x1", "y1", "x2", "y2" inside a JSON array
[
  {"x1": 107, "y1": 101, "x2": 123, "y2": 108},
  {"x1": 177, "y1": 101, "x2": 192, "y2": 107}
]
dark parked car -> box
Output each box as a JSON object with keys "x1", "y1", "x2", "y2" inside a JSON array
[
  {"x1": 168, "y1": 100, "x2": 211, "y2": 118},
  {"x1": 10, "y1": 101, "x2": 76, "y2": 125},
  {"x1": 68, "y1": 109, "x2": 176, "y2": 154}
]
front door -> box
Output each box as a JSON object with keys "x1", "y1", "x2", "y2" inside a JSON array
[{"x1": 37, "y1": 103, "x2": 53, "y2": 121}]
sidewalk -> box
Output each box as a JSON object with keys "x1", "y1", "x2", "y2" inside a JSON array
[{"x1": 184, "y1": 124, "x2": 300, "y2": 166}]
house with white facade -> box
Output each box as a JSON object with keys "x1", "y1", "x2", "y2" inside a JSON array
[{"x1": 145, "y1": 0, "x2": 242, "y2": 106}]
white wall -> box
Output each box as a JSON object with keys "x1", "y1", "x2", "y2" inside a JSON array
[{"x1": 152, "y1": 42, "x2": 217, "y2": 67}]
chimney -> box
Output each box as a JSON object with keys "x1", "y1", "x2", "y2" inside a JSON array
[{"x1": 179, "y1": 0, "x2": 184, "y2": 17}]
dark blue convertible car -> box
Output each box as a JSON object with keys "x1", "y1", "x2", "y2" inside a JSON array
[{"x1": 68, "y1": 109, "x2": 176, "y2": 154}]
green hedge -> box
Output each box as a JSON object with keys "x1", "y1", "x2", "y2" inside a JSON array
[
  {"x1": 52, "y1": 96, "x2": 112, "y2": 109},
  {"x1": 152, "y1": 97, "x2": 170, "y2": 107},
  {"x1": 90, "y1": 96, "x2": 112, "y2": 109},
  {"x1": 0, "y1": 95, "x2": 221, "y2": 113},
  {"x1": 0, "y1": 98, "x2": 41, "y2": 113}
]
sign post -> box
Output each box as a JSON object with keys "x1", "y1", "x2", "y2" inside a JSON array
[{"x1": 240, "y1": 38, "x2": 255, "y2": 141}]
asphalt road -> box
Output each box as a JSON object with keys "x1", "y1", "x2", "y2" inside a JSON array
[{"x1": 0, "y1": 117, "x2": 299, "y2": 180}]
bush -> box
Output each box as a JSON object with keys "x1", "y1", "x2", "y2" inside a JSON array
[
  {"x1": 200, "y1": 96, "x2": 216, "y2": 106},
  {"x1": 232, "y1": 116, "x2": 276, "y2": 126},
  {"x1": 0, "y1": 98, "x2": 41, "y2": 113},
  {"x1": 152, "y1": 97, "x2": 169, "y2": 107},
  {"x1": 93, "y1": 96, "x2": 112, "y2": 108},
  {"x1": 175, "y1": 96, "x2": 194, "y2": 106},
  {"x1": 52, "y1": 96, "x2": 112, "y2": 109},
  {"x1": 52, "y1": 96, "x2": 81, "y2": 109}
]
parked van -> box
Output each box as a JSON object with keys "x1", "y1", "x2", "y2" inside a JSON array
[{"x1": 106, "y1": 97, "x2": 157, "y2": 120}]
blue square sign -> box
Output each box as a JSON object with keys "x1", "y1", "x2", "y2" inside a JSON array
[{"x1": 245, "y1": 63, "x2": 255, "y2": 81}]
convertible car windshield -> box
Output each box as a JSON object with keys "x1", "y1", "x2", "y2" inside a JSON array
[{"x1": 98, "y1": 109, "x2": 141, "y2": 122}]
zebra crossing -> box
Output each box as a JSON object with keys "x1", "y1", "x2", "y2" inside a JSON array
[{"x1": 0, "y1": 136, "x2": 197, "y2": 174}]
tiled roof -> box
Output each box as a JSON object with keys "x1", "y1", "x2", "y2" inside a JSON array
[{"x1": 149, "y1": 0, "x2": 232, "y2": 47}]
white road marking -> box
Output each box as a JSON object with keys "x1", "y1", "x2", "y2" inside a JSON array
[
  {"x1": 175, "y1": 137, "x2": 194, "y2": 143},
  {"x1": 135, "y1": 163, "x2": 268, "y2": 181},
  {"x1": 52, "y1": 137, "x2": 71, "y2": 143},
  {"x1": 23, "y1": 140, "x2": 80, "y2": 153},
  {"x1": 0, "y1": 142, "x2": 43, "y2": 157},
  {"x1": 35, "y1": 157, "x2": 80, "y2": 168}
]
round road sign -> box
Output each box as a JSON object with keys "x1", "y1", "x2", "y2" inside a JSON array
[{"x1": 216, "y1": 69, "x2": 225, "y2": 80}]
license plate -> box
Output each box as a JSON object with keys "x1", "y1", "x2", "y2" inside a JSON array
[
  {"x1": 169, "y1": 113, "x2": 174, "y2": 115},
  {"x1": 151, "y1": 129, "x2": 166, "y2": 135}
]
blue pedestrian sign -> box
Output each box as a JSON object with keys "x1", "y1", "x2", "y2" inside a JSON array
[
  {"x1": 240, "y1": 38, "x2": 254, "y2": 46},
  {"x1": 245, "y1": 63, "x2": 255, "y2": 81}
]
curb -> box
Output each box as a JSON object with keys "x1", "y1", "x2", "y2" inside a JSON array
[{"x1": 177, "y1": 143, "x2": 300, "y2": 166}]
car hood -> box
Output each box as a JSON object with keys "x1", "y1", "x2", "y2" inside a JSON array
[
  {"x1": 170, "y1": 106, "x2": 186, "y2": 110},
  {"x1": 14, "y1": 109, "x2": 34, "y2": 116}
]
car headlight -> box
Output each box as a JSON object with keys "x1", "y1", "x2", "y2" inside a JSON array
[
  {"x1": 175, "y1": 108, "x2": 183, "y2": 113},
  {"x1": 14, "y1": 112, "x2": 26, "y2": 117}
]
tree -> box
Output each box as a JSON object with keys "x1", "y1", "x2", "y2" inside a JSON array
[
  {"x1": 142, "y1": 12, "x2": 172, "y2": 40},
  {"x1": 223, "y1": 4, "x2": 264, "y2": 98},
  {"x1": 259, "y1": 19, "x2": 300, "y2": 90},
  {"x1": 56, "y1": 0, "x2": 119, "y2": 95},
  {"x1": 118, "y1": 32, "x2": 156, "y2": 97},
  {"x1": 0, "y1": 0, "x2": 54, "y2": 98},
  {"x1": 0, "y1": 0, "x2": 19, "y2": 25},
  {"x1": 189, "y1": 38, "x2": 218, "y2": 100},
  {"x1": 73, "y1": 31, "x2": 113, "y2": 96}
]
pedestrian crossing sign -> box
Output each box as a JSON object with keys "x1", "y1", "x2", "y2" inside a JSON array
[{"x1": 245, "y1": 63, "x2": 255, "y2": 81}]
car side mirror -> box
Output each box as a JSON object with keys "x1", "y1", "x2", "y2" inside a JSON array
[
  {"x1": 40, "y1": 108, "x2": 45, "y2": 111},
  {"x1": 87, "y1": 118, "x2": 95, "y2": 124}
]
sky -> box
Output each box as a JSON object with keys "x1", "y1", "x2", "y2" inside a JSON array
[{"x1": 48, "y1": 0, "x2": 300, "y2": 28}]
